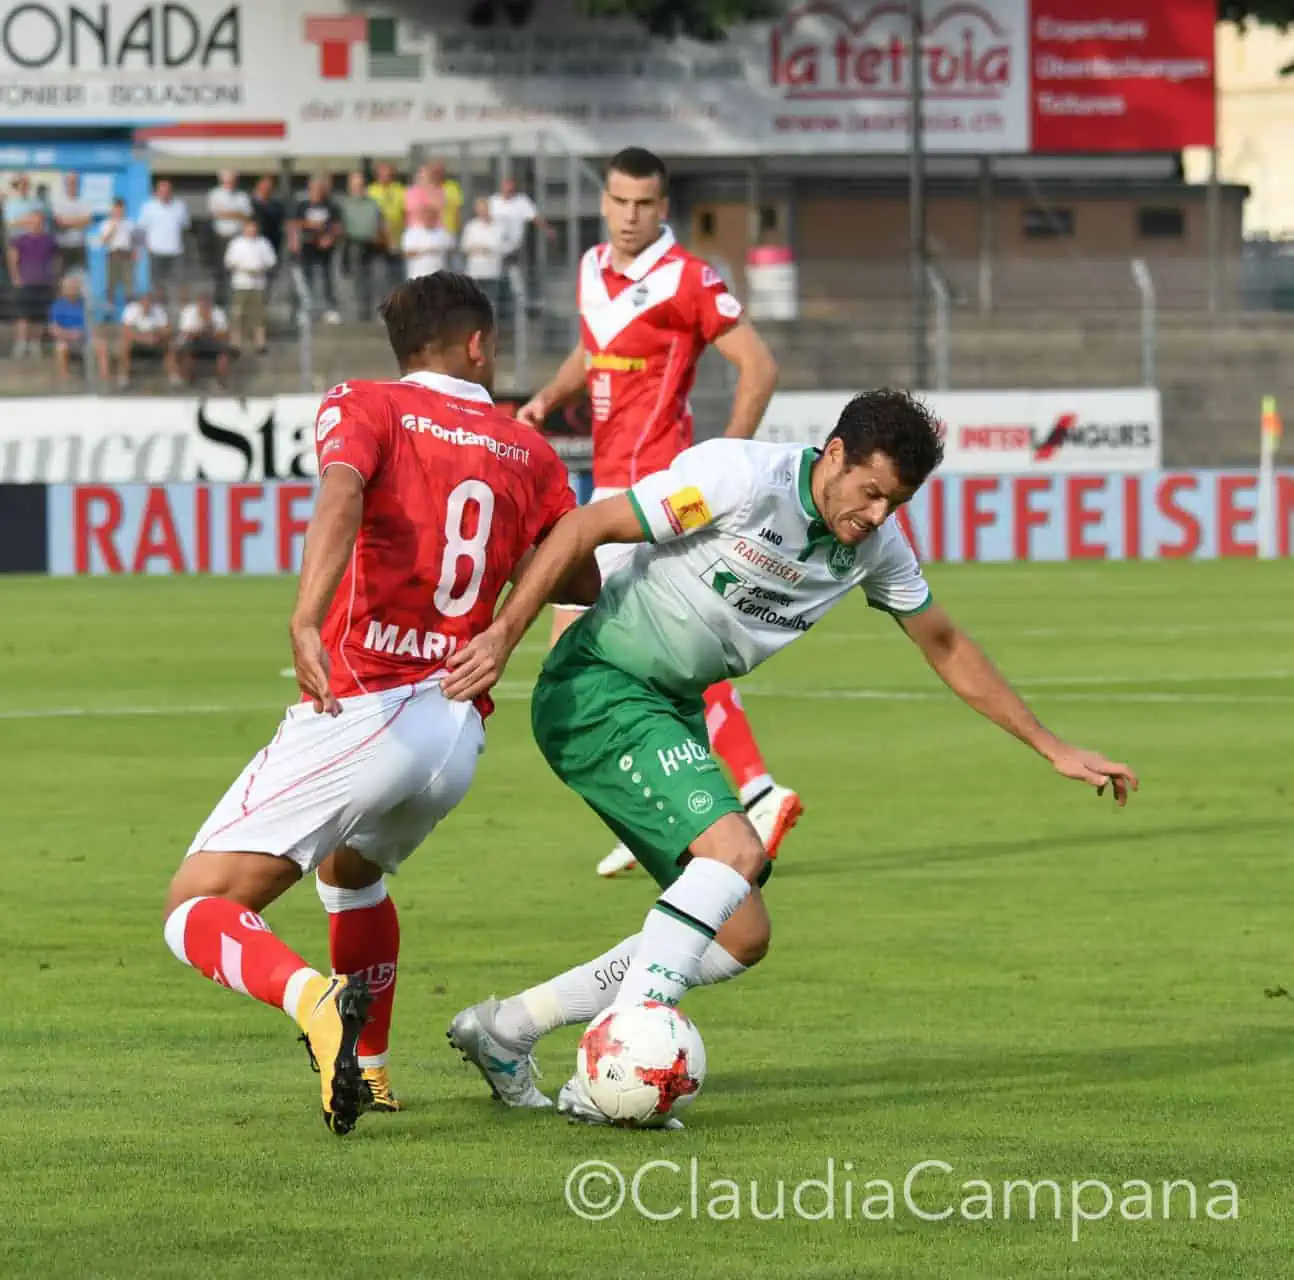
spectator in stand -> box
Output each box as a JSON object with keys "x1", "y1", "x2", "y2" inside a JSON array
[
  {"x1": 96, "y1": 197, "x2": 137, "y2": 311},
  {"x1": 49, "y1": 274, "x2": 109, "y2": 383},
  {"x1": 489, "y1": 176, "x2": 554, "y2": 315},
  {"x1": 4, "y1": 174, "x2": 39, "y2": 236},
  {"x1": 405, "y1": 160, "x2": 463, "y2": 238},
  {"x1": 367, "y1": 161, "x2": 406, "y2": 289},
  {"x1": 117, "y1": 289, "x2": 177, "y2": 388},
  {"x1": 401, "y1": 205, "x2": 455, "y2": 281},
  {"x1": 176, "y1": 294, "x2": 234, "y2": 389},
  {"x1": 6, "y1": 209, "x2": 60, "y2": 358},
  {"x1": 136, "y1": 179, "x2": 190, "y2": 309},
  {"x1": 207, "y1": 169, "x2": 252, "y2": 306},
  {"x1": 51, "y1": 173, "x2": 93, "y2": 273},
  {"x1": 251, "y1": 174, "x2": 286, "y2": 291},
  {"x1": 459, "y1": 195, "x2": 505, "y2": 311},
  {"x1": 289, "y1": 175, "x2": 342, "y2": 324},
  {"x1": 224, "y1": 216, "x2": 276, "y2": 355},
  {"x1": 339, "y1": 170, "x2": 385, "y2": 321}
]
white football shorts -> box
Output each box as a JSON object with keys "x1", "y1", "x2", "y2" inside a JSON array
[
  {"x1": 187, "y1": 678, "x2": 485, "y2": 875},
  {"x1": 555, "y1": 486, "x2": 635, "y2": 612}
]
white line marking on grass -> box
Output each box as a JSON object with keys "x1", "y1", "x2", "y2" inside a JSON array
[{"x1": 6, "y1": 680, "x2": 1294, "y2": 723}]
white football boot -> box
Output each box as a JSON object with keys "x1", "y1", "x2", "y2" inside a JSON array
[
  {"x1": 595, "y1": 842, "x2": 638, "y2": 878},
  {"x1": 557, "y1": 1073, "x2": 684, "y2": 1130},
  {"x1": 745, "y1": 784, "x2": 804, "y2": 858},
  {"x1": 447, "y1": 999, "x2": 551, "y2": 1109}
]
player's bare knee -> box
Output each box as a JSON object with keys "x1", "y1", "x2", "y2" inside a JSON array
[
  {"x1": 317, "y1": 845, "x2": 384, "y2": 890},
  {"x1": 690, "y1": 813, "x2": 768, "y2": 885},
  {"x1": 163, "y1": 850, "x2": 300, "y2": 919}
]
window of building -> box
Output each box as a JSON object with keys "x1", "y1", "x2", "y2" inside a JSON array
[
  {"x1": 1137, "y1": 206, "x2": 1185, "y2": 239},
  {"x1": 759, "y1": 205, "x2": 778, "y2": 233},
  {"x1": 1022, "y1": 206, "x2": 1074, "y2": 238},
  {"x1": 698, "y1": 210, "x2": 716, "y2": 237}
]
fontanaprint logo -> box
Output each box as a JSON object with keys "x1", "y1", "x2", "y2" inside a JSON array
[
  {"x1": 305, "y1": 14, "x2": 421, "y2": 80},
  {"x1": 701, "y1": 557, "x2": 746, "y2": 600}
]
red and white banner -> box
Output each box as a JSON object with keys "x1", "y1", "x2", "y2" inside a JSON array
[
  {"x1": 44, "y1": 471, "x2": 1294, "y2": 574},
  {"x1": 758, "y1": 388, "x2": 1162, "y2": 474},
  {"x1": 1030, "y1": 0, "x2": 1216, "y2": 151},
  {"x1": 4, "y1": 0, "x2": 1211, "y2": 156}
]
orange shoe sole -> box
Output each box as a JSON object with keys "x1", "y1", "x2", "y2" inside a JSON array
[{"x1": 764, "y1": 794, "x2": 804, "y2": 859}]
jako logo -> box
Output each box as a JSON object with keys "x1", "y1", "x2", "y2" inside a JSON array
[
  {"x1": 769, "y1": 1, "x2": 1013, "y2": 101},
  {"x1": 758, "y1": 527, "x2": 783, "y2": 545}
]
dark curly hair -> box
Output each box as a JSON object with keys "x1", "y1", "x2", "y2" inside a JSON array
[
  {"x1": 826, "y1": 389, "x2": 944, "y2": 488},
  {"x1": 380, "y1": 270, "x2": 494, "y2": 369}
]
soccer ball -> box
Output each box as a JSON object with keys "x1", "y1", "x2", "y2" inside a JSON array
[{"x1": 577, "y1": 1002, "x2": 707, "y2": 1126}]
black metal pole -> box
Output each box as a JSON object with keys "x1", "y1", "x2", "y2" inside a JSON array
[{"x1": 909, "y1": 0, "x2": 928, "y2": 387}]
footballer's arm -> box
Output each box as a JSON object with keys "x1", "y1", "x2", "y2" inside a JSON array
[
  {"x1": 713, "y1": 321, "x2": 778, "y2": 440},
  {"x1": 444, "y1": 497, "x2": 640, "y2": 698},
  {"x1": 508, "y1": 544, "x2": 601, "y2": 608},
  {"x1": 518, "y1": 341, "x2": 586, "y2": 426},
  {"x1": 899, "y1": 602, "x2": 1139, "y2": 804},
  {"x1": 288, "y1": 465, "x2": 365, "y2": 715}
]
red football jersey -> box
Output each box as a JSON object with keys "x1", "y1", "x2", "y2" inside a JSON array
[
  {"x1": 312, "y1": 370, "x2": 575, "y2": 710},
  {"x1": 578, "y1": 227, "x2": 743, "y2": 488}
]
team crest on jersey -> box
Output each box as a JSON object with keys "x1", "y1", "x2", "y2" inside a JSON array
[
  {"x1": 826, "y1": 541, "x2": 857, "y2": 579},
  {"x1": 631, "y1": 283, "x2": 650, "y2": 307},
  {"x1": 316, "y1": 405, "x2": 342, "y2": 442},
  {"x1": 663, "y1": 487, "x2": 712, "y2": 535},
  {"x1": 715, "y1": 292, "x2": 742, "y2": 320}
]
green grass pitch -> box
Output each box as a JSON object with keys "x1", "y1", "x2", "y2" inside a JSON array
[{"x1": 2, "y1": 560, "x2": 1292, "y2": 1278}]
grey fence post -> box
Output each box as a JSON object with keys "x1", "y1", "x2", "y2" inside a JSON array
[
  {"x1": 926, "y1": 263, "x2": 951, "y2": 390},
  {"x1": 1131, "y1": 258, "x2": 1156, "y2": 388}
]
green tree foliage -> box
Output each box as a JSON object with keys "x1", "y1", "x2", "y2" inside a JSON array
[
  {"x1": 576, "y1": 0, "x2": 776, "y2": 39},
  {"x1": 1218, "y1": 0, "x2": 1294, "y2": 28}
]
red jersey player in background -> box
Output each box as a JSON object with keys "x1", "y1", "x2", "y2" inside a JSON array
[
  {"x1": 518, "y1": 146, "x2": 801, "y2": 880},
  {"x1": 161, "y1": 271, "x2": 596, "y2": 1136}
]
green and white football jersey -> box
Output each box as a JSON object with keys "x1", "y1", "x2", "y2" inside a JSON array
[{"x1": 576, "y1": 438, "x2": 933, "y2": 697}]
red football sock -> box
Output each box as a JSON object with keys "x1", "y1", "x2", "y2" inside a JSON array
[
  {"x1": 319, "y1": 879, "x2": 399, "y2": 1068},
  {"x1": 704, "y1": 680, "x2": 773, "y2": 802},
  {"x1": 164, "y1": 896, "x2": 319, "y2": 1020}
]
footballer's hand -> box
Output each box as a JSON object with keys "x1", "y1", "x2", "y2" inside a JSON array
[
  {"x1": 1049, "y1": 743, "x2": 1139, "y2": 806},
  {"x1": 291, "y1": 622, "x2": 341, "y2": 716},
  {"x1": 515, "y1": 394, "x2": 548, "y2": 428},
  {"x1": 442, "y1": 625, "x2": 512, "y2": 701}
]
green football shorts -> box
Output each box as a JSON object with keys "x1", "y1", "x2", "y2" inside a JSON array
[{"x1": 531, "y1": 636, "x2": 745, "y2": 888}]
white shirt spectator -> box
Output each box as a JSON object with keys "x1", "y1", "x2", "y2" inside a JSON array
[
  {"x1": 489, "y1": 192, "x2": 538, "y2": 256},
  {"x1": 459, "y1": 216, "x2": 505, "y2": 281},
  {"x1": 401, "y1": 224, "x2": 455, "y2": 279},
  {"x1": 51, "y1": 192, "x2": 93, "y2": 250},
  {"x1": 208, "y1": 185, "x2": 252, "y2": 240},
  {"x1": 122, "y1": 300, "x2": 170, "y2": 333},
  {"x1": 98, "y1": 216, "x2": 136, "y2": 253},
  {"x1": 137, "y1": 197, "x2": 190, "y2": 256},
  {"x1": 179, "y1": 303, "x2": 229, "y2": 336},
  {"x1": 224, "y1": 234, "x2": 276, "y2": 291}
]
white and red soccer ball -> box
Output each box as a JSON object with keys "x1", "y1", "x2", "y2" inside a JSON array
[{"x1": 577, "y1": 1002, "x2": 707, "y2": 1126}]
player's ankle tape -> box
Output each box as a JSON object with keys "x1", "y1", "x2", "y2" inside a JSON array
[{"x1": 315, "y1": 876, "x2": 388, "y2": 913}]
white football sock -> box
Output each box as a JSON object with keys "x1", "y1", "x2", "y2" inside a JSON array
[
  {"x1": 493, "y1": 935, "x2": 750, "y2": 1047},
  {"x1": 493, "y1": 934, "x2": 641, "y2": 1047},
  {"x1": 739, "y1": 775, "x2": 775, "y2": 807},
  {"x1": 613, "y1": 858, "x2": 751, "y2": 1008}
]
